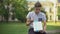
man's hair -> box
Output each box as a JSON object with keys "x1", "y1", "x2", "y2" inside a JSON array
[{"x1": 34, "y1": 2, "x2": 42, "y2": 7}]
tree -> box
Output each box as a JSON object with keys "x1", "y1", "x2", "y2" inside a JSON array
[
  {"x1": 12, "y1": 0, "x2": 28, "y2": 22},
  {"x1": 11, "y1": 0, "x2": 28, "y2": 22},
  {"x1": 0, "y1": 0, "x2": 5, "y2": 21},
  {"x1": 0, "y1": 0, "x2": 28, "y2": 22}
]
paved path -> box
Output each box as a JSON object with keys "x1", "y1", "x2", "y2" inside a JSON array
[{"x1": 47, "y1": 30, "x2": 60, "y2": 34}]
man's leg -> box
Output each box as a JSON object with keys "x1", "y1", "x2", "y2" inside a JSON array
[
  {"x1": 28, "y1": 28, "x2": 35, "y2": 34},
  {"x1": 35, "y1": 32, "x2": 42, "y2": 34},
  {"x1": 35, "y1": 32, "x2": 46, "y2": 34},
  {"x1": 42, "y1": 32, "x2": 46, "y2": 34}
]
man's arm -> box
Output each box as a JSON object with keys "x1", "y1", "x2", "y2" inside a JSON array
[
  {"x1": 43, "y1": 20, "x2": 46, "y2": 32},
  {"x1": 26, "y1": 12, "x2": 31, "y2": 26},
  {"x1": 42, "y1": 13, "x2": 47, "y2": 32},
  {"x1": 40, "y1": 21, "x2": 46, "y2": 33}
]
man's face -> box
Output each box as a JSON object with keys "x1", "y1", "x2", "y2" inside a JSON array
[{"x1": 35, "y1": 7, "x2": 40, "y2": 13}]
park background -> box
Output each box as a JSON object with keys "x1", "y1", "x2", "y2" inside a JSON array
[{"x1": 0, "y1": 0, "x2": 60, "y2": 34}]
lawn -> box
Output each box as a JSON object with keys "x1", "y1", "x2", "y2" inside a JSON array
[
  {"x1": 0, "y1": 22, "x2": 60, "y2": 34},
  {"x1": 47, "y1": 21, "x2": 60, "y2": 31}
]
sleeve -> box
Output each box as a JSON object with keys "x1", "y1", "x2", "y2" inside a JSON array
[
  {"x1": 42, "y1": 13, "x2": 46, "y2": 21},
  {"x1": 26, "y1": 12, "x2": 31, "y2": 19}
]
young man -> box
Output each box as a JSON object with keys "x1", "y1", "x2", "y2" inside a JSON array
[{"x1": 26, "y1": 2, "x2": 46, "y2": 34}]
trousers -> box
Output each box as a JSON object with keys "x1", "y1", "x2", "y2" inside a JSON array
[{"x1": 28, "y1": 28, "x2": 46, "y2": 34}]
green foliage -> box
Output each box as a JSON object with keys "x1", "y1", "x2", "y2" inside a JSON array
[
  {"x1": 13, "y1": 0, "x2": 28, "y2": 22},
  {"x1": 0, "y1": 0, "x2": 11, "y2": 21},
  {"x1": 0, "y1": 0, "x2": 8, "y2": 21},
  {"x1": 0, "y1": 0, "x2": 28, "y2": 22}
]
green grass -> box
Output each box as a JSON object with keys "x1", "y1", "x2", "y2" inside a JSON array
[
  {"x1": 0, "y1": 22, "x2": 60, "y2": 34},
  {"x1": 0, "y1": 23, "x2": 28, "y2": 34},
  {"x1": 47, "y1": 22, "x2": 60, "y2": 31}
]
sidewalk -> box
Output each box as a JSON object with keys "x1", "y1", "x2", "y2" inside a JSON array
[{"x1": 47, "y1": 30, "x2": 60, "y2": 34}]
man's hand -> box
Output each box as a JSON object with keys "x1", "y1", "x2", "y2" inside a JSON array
[
  {"x1": 40, "y1": 30, "x2": 44, "y2": 33},
  {"x1": 26, "y1": 18, "x2": 34, "y2": 26},
  {"x1": 26, "y1": 19, "x2": 31, "y2": 26}
]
